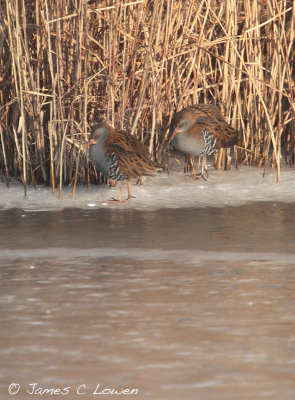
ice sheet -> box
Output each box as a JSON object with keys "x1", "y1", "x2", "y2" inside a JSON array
[
  {"x1": 1, "y1": 157, "x2": 294, "y2": 211},
  {"x1": 0, "y1": 247, "x2": 295, "y2": 265}
]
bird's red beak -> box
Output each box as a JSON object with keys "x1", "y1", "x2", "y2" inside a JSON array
[
  {"x1": 170, "y1": 128, "x2": 179, "y2": 142},
  {"x1": 85, "y1": 139, "x2": 95, "y2": 149}
]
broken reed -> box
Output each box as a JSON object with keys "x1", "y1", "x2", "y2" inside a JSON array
[{"x1": 0, "y1": 0, "x2": 294, "y2": 193}]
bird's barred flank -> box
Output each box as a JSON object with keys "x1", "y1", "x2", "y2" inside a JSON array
[
  {"x1": 109, "y1": 153, "x2": 127, "y2": 181},
  {"x1": 200, "y1": 128, "x2": 217, "y2": 156}
]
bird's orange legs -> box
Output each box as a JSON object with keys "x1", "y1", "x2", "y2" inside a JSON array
[
  {"x1": 111, "y1": 181, "x2": 134, "y2": 203},
  {"x1": 190, "y1": 156, "x2": 208, "y2": 181}
]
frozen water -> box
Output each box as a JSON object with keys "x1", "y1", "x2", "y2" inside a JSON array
[
  {"x1": 1, "y1": 154, "x2": 295, "y2": 400},
  {"x1": 0, "y1": 156, "x2": 295, "y2": 211},
  {"x1": 0, "y1": 247, "x2": 295, "y2": 265}
]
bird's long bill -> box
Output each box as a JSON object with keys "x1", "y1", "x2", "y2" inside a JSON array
[
  {"x1": 169, "y1": 128, "x2": 179, "y2": 142},
  {"x1": 85, "y1": 139, "x2": 95, "y2": 149}
]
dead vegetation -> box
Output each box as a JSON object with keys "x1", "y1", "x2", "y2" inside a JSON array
[{"x1": 0, "y1": 0, "x2": 294, "y2": 194}]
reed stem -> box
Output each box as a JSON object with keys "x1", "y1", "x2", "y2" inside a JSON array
[{"x1": 0, "y1": 0, "x2": 294, "y2": 187}]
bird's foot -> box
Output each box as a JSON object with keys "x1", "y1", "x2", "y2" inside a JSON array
[
  {"x1": 188, "y1": 172, "x2": 208, "y2": 181},
  {"x1": 200, "y1": 172, "x2": 208, "y2": 181},
  {"x1": 200, "y1": 168, "x2": 209, "y2": 181},
  {"x1": 107, "y1": 195, "x2": 135, "y2": 203},
  {"x1": 123, "y1": 195, "x2": 135, "y2": 202}
]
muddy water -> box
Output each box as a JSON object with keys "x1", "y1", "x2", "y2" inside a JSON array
[{"x1": 1, "y1": 203, "x2": 295, "y2": 400}]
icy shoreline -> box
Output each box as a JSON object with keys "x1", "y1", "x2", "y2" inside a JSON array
[
  {"x1": 1, "y1": 247, "x2": 295, "y2": 263},
  {"x1": 1, "y1": 161, "x2": 294, "y2": 211}
]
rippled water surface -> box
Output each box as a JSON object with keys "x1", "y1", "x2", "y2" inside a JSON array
[{"x1": 1, "y1": 203, "x2": 295, "y2": 399}]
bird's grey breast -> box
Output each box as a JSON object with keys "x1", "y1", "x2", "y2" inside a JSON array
[{"x1": 89, "y1": 143, "x2": 111, "y2": 178}]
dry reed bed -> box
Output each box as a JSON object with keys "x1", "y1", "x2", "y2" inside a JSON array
[{"x1": 0, "y1": 0, "x2": 294, "y2": 195}]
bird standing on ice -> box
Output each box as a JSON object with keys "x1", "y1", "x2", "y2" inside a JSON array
[
  {"x1": 85, "y1": 123, "x2": 162, "y2": 202},
  {"x1": 168, "y1": 104, "x2": 238, "y2": 178}
]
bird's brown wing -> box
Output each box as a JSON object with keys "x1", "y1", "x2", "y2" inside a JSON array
[
  {"x1": 108, "y1": 144, "x2": 160, "y2": 178},
  {"x1": 185, "y1": 104, "x2": 225, "y2": 122},
  {"x1": 194, "y1": 119, "x2": 238, "y2": 149},
  {"x1": 115, "y1": 129, "x2": 150, "y2": 158},
  {"x1": 105, "y1": 130, "x2": 161, "y2": 178},
  {"x1": 186, "y1": 105, "x2": 238, "y2": 149}
]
